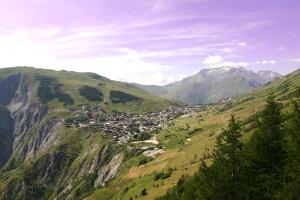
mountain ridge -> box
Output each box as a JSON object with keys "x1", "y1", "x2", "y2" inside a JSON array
[{"x1": 134, "y1": 66, "x2": 281, "y2": 104}]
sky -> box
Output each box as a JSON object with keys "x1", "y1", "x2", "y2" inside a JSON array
[{"x1": 0, "y1": 0, "x2": 299, "y2": 85}]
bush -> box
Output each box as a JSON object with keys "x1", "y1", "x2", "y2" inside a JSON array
[
  {"x1": 154, "y1": 168, "x2": 174, "y2": 181},
  {"x1": 137, "y1": 132, "x2": 152, "y2": 141},
  {"x1": 138, "y1": 157, "x2": 152, "y2": 165},
  {"x1": 141, "y1": 188, "x2": 147, "y2": 196}
]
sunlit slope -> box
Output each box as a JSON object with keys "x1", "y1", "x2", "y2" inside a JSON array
[
  {"x1": 0, "y1": 67, "x2": 175, "y2": 113},
  {"x1": 87, "y1": 68, "x2": 300, "y2": 200}
]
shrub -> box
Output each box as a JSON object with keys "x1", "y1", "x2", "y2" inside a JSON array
[
  {"x1": 137, "y1": 132, "x2": 152, "y2": 141},
  {"x1": 154, "y1": 168, "x2": 174, "y2": 181},
  {"x1": 141, "y1": 188, "x2": 147, "y2": 196},
  {"x1": 138, "y1": 157, "x2": 152, "y2": 165}
]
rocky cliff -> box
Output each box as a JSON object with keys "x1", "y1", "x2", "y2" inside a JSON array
[{"x1": 0, "y1": 69, "x2": 128, "y2": 199}]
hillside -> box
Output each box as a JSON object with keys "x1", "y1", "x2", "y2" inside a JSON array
[
  {"x1": 0, "y1": 67, "x2": 175, "y2": 199},
  {"x1": 85, "y1": 68, "x2": 300, "y2": 200},
  {"x1": 156, "y1": 69, "x2": 300, "y2": 200},
  {"x1": 0, "y1": 67, "x2": 298, "y2": 200},
  {"x1": 0, "y1": 67, "x2": 174, "y2": 113},
  {"x1": 135, "y1": 66, "x2": 281, "y2": 104}
]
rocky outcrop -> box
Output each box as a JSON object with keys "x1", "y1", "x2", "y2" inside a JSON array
[
  {"x1": 12, "y1": 103, "x2": 48, "y2": 151},
  {"x1": 0, "y1": 74, "x2": 49, "y2": 167},
  {"x1": 94, "y1": 153, "x2": 124, "y2": 188},
  {"x1": 89, "y1": 144, "x2": 114, "y2": 174},
  {"x1": 22, "y1": 119, "x2": 62, "y2": 160},
  {"x1": 0, "y1": 72, "x2": 125, "y2": 199},
  {"x1": 56, "y1": 144, "x2": 124, "y2": 199}
]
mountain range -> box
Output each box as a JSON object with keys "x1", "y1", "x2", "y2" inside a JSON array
[{"x1": 134, "y1": 66, "x2": 281, "y2": 104}]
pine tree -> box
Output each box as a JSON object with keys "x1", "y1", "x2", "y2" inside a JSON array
[
  {"x1": 290, "y1": 87, "x2": 300, "y2": 147},
  {"x1": 248, "y1": 93, "x2": 286, "y2": 199},
  {"x1": 198, "y1": 114, "x2": 245, "y2": 200},
  {"x1": 280, "y1": 87, "x2": 300, "y2": 199}
]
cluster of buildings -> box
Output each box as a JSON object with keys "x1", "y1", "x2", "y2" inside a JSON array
[{"x1": 65, "y1": 105, "x2": 206, "y2": 144}]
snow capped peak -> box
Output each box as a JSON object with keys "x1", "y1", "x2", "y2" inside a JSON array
[
  {"x1": 204, "y1": 65, "x2": 247, "y2": 73},
  {"x1": 257, "y1": 70, "x2": 281, "y2": 78}
]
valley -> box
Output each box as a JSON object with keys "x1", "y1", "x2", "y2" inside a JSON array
[
  {"x1": 0, "y1": 67, "x2": 299, "y2": 200},
  {"x1": 1, "y1": 1, "x2": 299, "y2": 199}
]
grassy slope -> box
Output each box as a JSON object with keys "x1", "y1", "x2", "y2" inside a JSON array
[
  {"x1": 0, "y1": 67, "x2": 175, "y2": 113},
  {"x1": 87, "y1": 69, "x2": 300, "y2": 200},
  {"x1": 0, "y1": 67, "x2": 175, "y2": 198}
]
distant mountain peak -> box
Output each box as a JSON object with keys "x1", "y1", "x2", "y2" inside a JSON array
[
  {"x1": 135, "y1": 66, "x2": 281, "y2": 104},
  {"x1": 199, "y1": 66, "x2": 248, "y2": 74},
  {"x1": 257, "y1": 70, "x2": 281, "y2": 78}
]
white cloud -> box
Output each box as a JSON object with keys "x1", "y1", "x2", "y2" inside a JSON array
[
  {"x1": 0, "y1": 14, "x2": 275, "y2": 85},
  {"x1": 203, "y1": 55, "x2": 223, "y2": 65},
  {"x1": 222, "y1": 62, "x2": 250, "y2": 67},
  {"x1": 222, "y1": 48, "x2": 234, "y2": 53},
  {"x1": 0, "y1": 28, "x2": 176, "y2": 85},
  {"x1": 276, "y1": 47, "x2": 285, "y2": 50},
  {"x1": 203, "y1": 55, "x2": 249, "y2": 68},
  {"x1": 237, "y1": 42, "x2": 247, "y2": 47},
  {"x1": 290, "y1": 58, "x2": 300, "y2": 62},
  {"x1": 256, "y1": 60, "x2": 277, "y2": 64}
]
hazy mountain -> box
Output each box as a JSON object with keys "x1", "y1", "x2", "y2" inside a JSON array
[
  {"x1": 135, "y1": 66, "x2": 281, "y2": 104},
  {"x1": 257, "y1": 70, "x2": 282, "y2": 80}
]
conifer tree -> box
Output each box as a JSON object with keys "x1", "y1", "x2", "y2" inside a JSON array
[
  {"x1": 281, "y1": 87, "x2": 300, "y2": 199},
  {"x1": 248, "y1": 93, "x2": 286, "y2": 199},
  {"x1": 290, "y1": 87, "x2": 300, "y2": 147},
  {"x1": 199, "y1": 114, "x2": 245, "y2": 200}
]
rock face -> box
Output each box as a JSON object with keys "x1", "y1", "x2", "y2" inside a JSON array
[
  {"x1": 12, "y1": 103, "x2": 48, "y2": 152},
  {"x1": 0, "y1": 74, "x2": 51, "y2": 168},
  {"x1": 21, "y1": 119, "x2": 62, "y2": 160},
  {"x1": 94, "y1": 153, "x2": 124, "y2": 188},
  {"x1": 0, "y1": 69, "x2": 129, "y2": 199}
]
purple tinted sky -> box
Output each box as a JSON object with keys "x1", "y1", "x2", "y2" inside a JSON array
[{"x1": 0, "y1": 0, "x2": 299, "y2": 85}]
